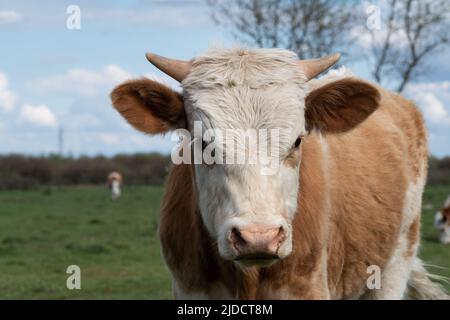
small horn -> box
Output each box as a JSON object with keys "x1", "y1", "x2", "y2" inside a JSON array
[
  {"x1": 145, "y1": 52, "x2": 192, "y2": 82},
  {"x1": 297, "y1": 53, "x2": 341, "y2": 80}
]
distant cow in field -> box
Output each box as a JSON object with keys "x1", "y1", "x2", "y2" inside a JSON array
[
  {"x1": 107, "y1": 172, "x2": 122, "y2": 201},
  {"x1": 435, "y1": 196, "x2": 450, "y2": 244},
  {"x1": 111, "y1": 47, "x2": 447, "y2": 299}
]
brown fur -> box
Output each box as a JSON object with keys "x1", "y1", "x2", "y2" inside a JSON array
[
  {"x1": 110, "y1": 79, "x2": 186, "y2": 133},
  {"x1": 111, "y1": 76, "x2": 428, "y2": 299},
  {"x1": 442, "y1": 206, "x2": 450, "y2": 226},
  {"x1": 283, "y1": 146, "x2": 301, "y2": 168},
  {"x1": 305, "y1": 79, "x2": 380, "y2": 134},
  {"x1": 389, "y1": 93, "x2": 429, "y2": 178},
  {"x1": 406, "y1": 217, "x2": 421, "y2": 258},
  {"x1": 159, "y1": 164, "x2": 264, "y2": 299},
  {"x1": 158, "y1": 83, "x2": 427, "y2": 299}
]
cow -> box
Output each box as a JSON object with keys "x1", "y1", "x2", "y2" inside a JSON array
[
  {"x1": 435, "y1": 196, "x2": 450, "y2": 244},
  {"x1": 107, "y1": 171, "x2": 123, "y2": 201},
  {"x1": 110, "y1": 47, "x2": 447, "y2": 299}
]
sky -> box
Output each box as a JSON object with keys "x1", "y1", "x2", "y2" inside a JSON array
[{"x1": 0, "y1": 0, "x2": 449, "y2": 157}]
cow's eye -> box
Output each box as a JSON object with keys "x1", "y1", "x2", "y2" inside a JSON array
[
  {"x1": 294, "y1": 136, "x2": 302, "y2": 148},
  {"x1": 201, "y1": 140, "x2": 216, "y2": 161}
]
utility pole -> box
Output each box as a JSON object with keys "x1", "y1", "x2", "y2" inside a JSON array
[{"x1": 58, "y1": 126, "x2": 64, "y2": 156}]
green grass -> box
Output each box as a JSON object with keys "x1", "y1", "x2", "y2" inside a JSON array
[
  {"x1": 420, "y1": 185, "x2": 450, "y2": 290},
  {"x1": 0, "y1": 185, "x2": 449, "y2": 299},
  {"x1": 0, "y1": 186, "x2": 170, "y2": 299}
]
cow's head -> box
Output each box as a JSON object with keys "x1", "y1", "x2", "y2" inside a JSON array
[{"x1": 111, "y1": 48, "x2": 380, "y2": 267}]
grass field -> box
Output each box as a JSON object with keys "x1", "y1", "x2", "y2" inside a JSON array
[{"x1": 0, "y1": 185, "x2": 449, "y2": 299}]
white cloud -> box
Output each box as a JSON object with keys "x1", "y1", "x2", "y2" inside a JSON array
[
  {"x1": 19, "y1": 103, "x2": 58, "y2": 128},
  {"x1": 420, "y1": 93, "x2": 450, "y2": 125},
  {"x1": 406, "y1": 81, "x2": 450, "y2": 92},
  {"x1": 405, "y1": 81, "x2": 450, "y2": 125},
  {"x1": 352, "y1": 24, "x2": 408, "y2": 50},
  {"x1": 98, "y1": 133, "x2": 120, "y2": 146},
  {"x1": 30, "y1": 65, "x2": 180, "y2": 97},
  {"x1": 0, "y1": 72, "x2": 17, "y2": 112},
  {"x1": 30, "y1": 64, "x2": 133, "y2": 97},
  {"x1": 0, "y1": 10, "x2": 22, "y2": 25}
]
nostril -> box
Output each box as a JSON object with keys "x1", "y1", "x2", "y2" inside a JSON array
[
  {"x1": 230, "y1": 227, "x2": 247, "y2": 248},
  {"x1": 264, "y1": 227, "x2": 285, "y2": 253},
  {"x1": 274, "y1": 227, "x2": 285, "y2": 246},
  {"x1": 278, "y1": 226, "x2": 284, "y2": 237}
]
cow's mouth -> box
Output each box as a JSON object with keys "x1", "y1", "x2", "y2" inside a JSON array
[{"x1": 235, "y1": 253, "x2": 280, "y2": 268}]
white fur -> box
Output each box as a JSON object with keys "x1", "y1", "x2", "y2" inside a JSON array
[
  {"x1": 435, "y1": 211, "x2": 450, "y2": 244},
  {"x1": 365, "y1": 168, "x2": 426, "y2": 299},
  {"x1": 111, "y1": 180, "x2": 121, "y2": 200},
  {"x1": 435, "y1": 194, "x2": 450, "y2": 244},
  {"x1": 182, "y1": 48, "x2": 309, "y2": 260}
]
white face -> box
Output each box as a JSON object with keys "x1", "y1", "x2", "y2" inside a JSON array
[{"x1": 182, "y1": 51, "x2": 308, "y2": 266}]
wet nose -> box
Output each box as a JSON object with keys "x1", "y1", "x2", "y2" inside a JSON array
[{"x1": 228, "y1": 224, "x2": 285, "y2": 259}]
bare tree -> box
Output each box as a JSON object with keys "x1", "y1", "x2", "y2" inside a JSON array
[
  {"x1": 207, "y1": 0, "x2": 356, "y2": 59},
  {"x1": 367, "y1": 0, "x2": 450, "y2": 92},
  {"x1": 208, "y1": 0, "x2": 450, "y2": 92}
]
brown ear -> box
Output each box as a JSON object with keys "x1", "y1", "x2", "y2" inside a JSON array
[
  {"x1": 305, "y1": 79, "x2": 380, "y2": 133},
  {"x1": 110, "y1": 78, "x2": 186, "y2": 134}
]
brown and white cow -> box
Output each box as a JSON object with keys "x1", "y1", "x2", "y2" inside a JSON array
[
  {"x1": 107, "y1": 171, "x2": 123, "y2": 201},
  {"x1": 435, "y1": 196, "x2": 450, "y2": 244},
  {"x1": 111, "y1": 48, "x2": 447, "y2": 299}
]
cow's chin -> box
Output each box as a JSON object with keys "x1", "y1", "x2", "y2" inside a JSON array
[
  {"x1": 218, "y1": 245, "x2": 292, "y2": 269},
  {"x1": 235, "y1": 257, "x2": 280, "y2": 268},
  {"x1": 217, "y1": 249, "x2": 280, "y2": 268}
]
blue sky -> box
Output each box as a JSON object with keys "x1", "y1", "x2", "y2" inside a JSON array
[{"x1": 0, "y1": 0, "x2": 449, "y2": 157}]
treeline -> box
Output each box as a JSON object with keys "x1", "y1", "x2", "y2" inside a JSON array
[
  {"x1": 0, "y1": 154, "x2": 171, "y2": 190},
  {"x1": 428, "y1": 156, "x2": 450, "y2": 186},
  {"x1": 0, "y1": 154, "x2": 449, "y2": 190}
]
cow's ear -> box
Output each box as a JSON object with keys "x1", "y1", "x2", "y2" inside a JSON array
[
  {"x1": 305, "y1": 79, "x2": 380, "y2": 134},
  {"x1": 111, "y1": 78, "x2": 186, "y2": 134}
]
